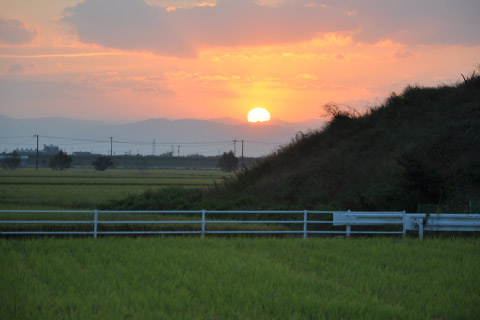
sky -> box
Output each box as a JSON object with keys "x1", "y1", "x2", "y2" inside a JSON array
[{"x1": 1, "y1": 0, "x2": 479, "y2": 123}]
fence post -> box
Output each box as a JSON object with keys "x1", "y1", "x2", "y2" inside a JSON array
[
  {"x1": 303, "y1": 210, "x2": 308, "y2": 239},
  {"x1": 93, "y1": 209, "x2": 98, "y2": 239},
  {"x1": 418, "y1": 218, "x2": 424, "y2": 240},
  {"x1": 346, "y1": 210, "x2": 351, "y2": 237},
  {"x1": 201, "y1": 209, "x2": 206, "y2": 238}
]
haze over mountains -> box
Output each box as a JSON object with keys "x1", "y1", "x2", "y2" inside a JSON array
[{"x1": 0, "y1": 115, "x2": 325, "y2": 157}]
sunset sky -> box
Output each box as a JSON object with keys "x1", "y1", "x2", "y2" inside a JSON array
[{"x1": 1, "y1": 0, "x2": 479, "y2": 123}]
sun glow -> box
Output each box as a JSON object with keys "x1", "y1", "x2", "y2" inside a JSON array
[{"x1": 248, "y1": 108, "x2": 271, "y2": 122}]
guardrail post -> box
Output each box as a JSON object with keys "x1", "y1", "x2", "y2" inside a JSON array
[
  {"x1": 346, "y1": 210, "x2": 351, "y2": 237},
  {"x1": 201, "y1": 209, "x2": 206, "y2": 238},
  {"x1": 402, "y1": 211, "x2": 407, "y2": 238},
  {"x1": 303, "y1": 210, "x2": 308, "y2": 239},
  {"x1": 418, "y1": 218, "x2": 424, "y2": 240},
  {"x1": 93, "y1": 209, "x2": 98, "y2": 239}
]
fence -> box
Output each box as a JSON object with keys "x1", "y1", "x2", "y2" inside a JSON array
[{"x1": 1, "y1": 210, "x2": 479, "y2": 239}]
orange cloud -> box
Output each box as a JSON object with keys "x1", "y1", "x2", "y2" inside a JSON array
[
  {"x1": 196, "y1": 2, "x2": 215, "y2": 7},
  {"x1": 0, "y1": 19, "x2": 37, "y2": 45},
  {"x1": 0, "y1": 52, "x2": 125, "y2": 58},
  {"x1": 62, "y1": 0, "x2": 480, "y2": 58}
]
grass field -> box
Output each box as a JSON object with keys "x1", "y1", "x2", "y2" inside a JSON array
[
  {"x1": 1, "y1": 169, "x2": 479, "y2": 319},
  {"x1": 0, "y1": 168, "x2": 229, "y2": 209},
  {"x1": 1, "y1": 237, "x2": 479, "y2": 319}
]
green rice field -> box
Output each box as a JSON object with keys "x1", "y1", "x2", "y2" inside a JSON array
[
  {"x1": 1, "y1": 168, "x2": 479, "y2": 319},
  {"x1": 0, "y1": 168, "x2": 229, "y2": 209},
  {"x1": 1, "y1": 237, "x2": 479, "y2": 319}
]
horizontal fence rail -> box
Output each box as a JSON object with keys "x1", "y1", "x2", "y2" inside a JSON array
[{"x1": 1, "y1": 210, "x2": 479, "y2": 239}]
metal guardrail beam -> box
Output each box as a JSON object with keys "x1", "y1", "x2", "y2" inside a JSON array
[{"x1": 1, "y1": 210, "x2": 479, "y2": 239}]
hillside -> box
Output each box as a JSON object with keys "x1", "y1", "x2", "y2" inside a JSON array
[
  {"x1": 218, "y1": 75, "x2": 480, "y2": 212},
  {"x1": 103, "y1": 74, "x2": 480, "y2": 212}
]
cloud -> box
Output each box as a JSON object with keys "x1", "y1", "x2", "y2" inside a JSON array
[
  {"x1": 0, "y1": 19, "x2": 37, "y2": 44},
  {"x1": 6, "y1": 63, "x2": 35, "y2": 74},
  {"x1": 393, "y1": 51, "x2": 413, "y2": 59},
  {"x1": 62, "y1": 0, "x2": 480, "y2": 57},
  {"x1": 8, "y1": 63, "x2": 25, "y2": 73},
  {"x1": 345, "y1": 0, "x2": 480, "y2": 46},
  {"x1": 62, "y1": 0, "x2": 351, "y2": 57},
  {"x1": 295, "y1": 73, "x2": 318, "y2": 80},
  {"x1": 0, "y1": 52, "x2": 125, "y2": 59},
  {"x1": 62, "y1": 0, "x2": 194, "y2": 57},
  {"x1": 75, "y1": 72, "x2": 176, "y2": 95}
]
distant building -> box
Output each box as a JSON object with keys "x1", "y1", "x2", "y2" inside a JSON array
[
  {"x1": 0, "y1": 155, "x2": 28, "y2": 166},
  {"x1": 16, "y1": 144, "x2": 61, "y2": 155},
  {"x1": 15, "y1": 148, "x2": 36, "y2": 155},
  {"x1": 43, "y1": 144, "x2": 59, "y2": 154}
]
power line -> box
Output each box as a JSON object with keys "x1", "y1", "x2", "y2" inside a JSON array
[
  {"x1": 0, "y1": 134, "x2": 287, "y2": 157},
  {"x1": 2, "y1": 136, "x2": 36, "y2": 149},
  {"x1": 26, "y1": 135, "x2": 282, "y2": 147},
  {"x1": 2, "y1": 134, "x2": 284, "y2": 146},
  {"x1": 244, "y1": 140, "x2": 285, "y2": 145},
  {"x1": 1, "y1": 141, "x2": 36, "y2": 146},
  {"x1": 0, "y1": 136, "x2": 35, "y2": 139},
  {"x1": 41, "y1": 135, "x2": 109, "y2": 143}
]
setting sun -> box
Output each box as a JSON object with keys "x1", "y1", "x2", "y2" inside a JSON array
[{"x1": 248, "y1": 108, "x2": 271, "y2": 122}]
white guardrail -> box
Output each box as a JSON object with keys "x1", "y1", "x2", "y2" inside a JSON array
[
  {"x1": 333, "y1": 211, "x2": 480, "y2": 239},
  {"x1": 0, "y1": 210, "x2": 479, "y2": 239}
]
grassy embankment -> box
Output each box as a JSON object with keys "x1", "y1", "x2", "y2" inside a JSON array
[
  {"x1": 102, "y1": 76, "x2": 480, "y2": 213},
  {"x1": 1, "y1": 237, "x2": 479, "y2": 319}
]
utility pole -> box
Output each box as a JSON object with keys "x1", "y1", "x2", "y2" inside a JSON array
[
  {"x1": 110, "y1": 137, "x2": 113, "y2": 157},
  {"x1": 233, "y1": 139, "x2": 237, "y2": 157},
  {"x1": 177, "y1": 145, "x2": 180, "y2": 157},
  {"x1": 35, "y1": 134, "x2": 39, "y2": 171},
  {"x1": 241, "y1": 140, "x2": 244, "y2": 169}
]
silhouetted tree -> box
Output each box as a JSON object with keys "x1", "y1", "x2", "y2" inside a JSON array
[
  {"x1": 217, "y1": 151, "x2": 238, "y2": 172},
  {"x1": 92, "y1": 156, "x2": 114, "y2": 171},
  {"x1": 49, "y1": 150, "x2": 72, "y2": 170}
]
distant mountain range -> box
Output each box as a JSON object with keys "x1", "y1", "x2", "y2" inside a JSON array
[{"x1": 0, "y1": 115, "x2": 326, "y2": 157}]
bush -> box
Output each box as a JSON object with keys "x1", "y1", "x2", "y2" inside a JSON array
[
  {"x1": 217, "y1": 151, "x2": 238, "y2": 172},
  {"x1": 92, "y1": 156, "x2": 114, "y2": 171},
  {"x1": 49, "y1": 151, "x2": 72, "y2": 170}
]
